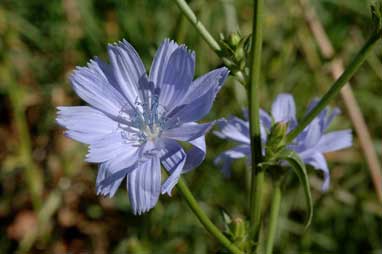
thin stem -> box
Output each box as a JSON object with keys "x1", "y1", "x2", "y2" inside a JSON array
[
  {"x1": 286, "y1": 33, "x2": 380, "y2": 143},
  {"x1": 248, "y1": 0, "x2": 265, "y2": 244},
  {"x1": 265, "y1": 183, "x2": 282, "y2": 254},
  {"x1": 173, "y1": 0, "x2": 221, "y2": 54},
  {"x1": 177, "y1": 178, "x2": 243, "y2": 254},
  {"x1": 173, "y1": 0, "x2": 247, "y2": 85},
  {"x1": 299, "y1": 0, "x2": 382, "y2": 202}
]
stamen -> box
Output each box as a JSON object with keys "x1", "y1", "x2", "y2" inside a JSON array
[{"x1": 118, "y1": 92, "x2": 168, "y2": 145}]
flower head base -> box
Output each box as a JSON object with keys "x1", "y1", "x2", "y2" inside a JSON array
[
  {"x1": 215, "y1": 93, "x2": 352, "y2": 191},
  {"x1": 57, "y1": 39, "x2": 229, "y2": 214}
]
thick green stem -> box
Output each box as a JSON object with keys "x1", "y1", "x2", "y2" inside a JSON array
[
  {"x1": 248, "y1": 0, "x2": 265, "y2": 244},
  {"x1": 286, "y1": 33, "x2": 380, "y2": 143},
  {"x1": 177, "y1": 178, "x2": 243, "y2": 254},
  {"x1": 173, "y1": 0, "x2": 221, "y2": 54},
  {"x1": 265, "y1": 183, "x2": 282, "y2": 254}
]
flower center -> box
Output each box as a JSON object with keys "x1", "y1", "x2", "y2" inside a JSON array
[
  {"x1": 118, "y1": 93, "x2": 168, "y2": 145},
  {"x1": 142, "y1": 124, "x2": 161, "y2": 141}
]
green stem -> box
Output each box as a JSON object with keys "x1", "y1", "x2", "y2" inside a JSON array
[
  {"x1": 248, "y1": 0, "x2": 265, "y2": 244},
  {"x1": 173, "y1": 0, "x2": 247, "y2": 85},
  {"x1": 173, "y1": 0, "x2": 221, "y2": 54},
  {"x1": 286, "y1": 33, "x2": 380, "y2": 143},
  {"x1": 177, "y1": 178, "x2": 243, "y2": 254},
  {"x1": 265, "y1": 183, "x2": 282, "y2": 254}
]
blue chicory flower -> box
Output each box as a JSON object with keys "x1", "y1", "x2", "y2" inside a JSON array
[
  {"x1": 214, "y1": 93, "x2": 352, "y2": 191},
  {"x1": 57, "y1": 39, "x2": 229, "y2": 214}
]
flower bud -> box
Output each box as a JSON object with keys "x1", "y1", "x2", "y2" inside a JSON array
[
  {"x1": 228, "y1": 32, "x2": 242, "y2": 48},
  {"x1": 232, "y1": 217, "x2": 246, "y2": 239},
  {"x1": 272, "y1": 122, "x2": 288, "y2": 140},
  {"x1": 266, "y1": 121, "x2": 288, "y2": 159},
  {"x1": 234, "y1": 47, "x2": 245, "y2": 62}
]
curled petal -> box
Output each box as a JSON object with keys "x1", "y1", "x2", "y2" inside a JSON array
[
  {"x1": 96, "y1": 163, "x2": 136, "y2": 197},
  {"x1": 183, "y1": 136, "x2": 206, "y2": 173},
  {"x1": 160, "y1": 140, "x2": 186, "y2": 195}
]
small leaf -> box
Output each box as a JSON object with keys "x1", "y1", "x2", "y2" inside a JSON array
[
  {"x1": 278, "y1": 149, "x2": 313, "y2": 229},
  {"x1": 219, "y1": 208, "x2": 233, "y2": 235}
]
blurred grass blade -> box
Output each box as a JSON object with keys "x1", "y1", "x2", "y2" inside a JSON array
[{"x1": 4, "y1": 70, "x2": 44, "y2": 210}]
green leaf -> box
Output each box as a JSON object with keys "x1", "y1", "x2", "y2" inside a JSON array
[{"x1": 278, "y1": 149, "x2": 313, "y2": 229}]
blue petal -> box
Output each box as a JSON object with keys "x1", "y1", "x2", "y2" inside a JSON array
[
  {"x1": 260, "y1": 109, "x2": 272, "y2": 143},
  {"x1": 162, "y1": 122, "x2": 214, "y2": 141},
  {"x1": 160, "y1": 140, "x2": 186, "y2": 195},
  {"x1": 158, "y1": 47, "x2": 195, "y2": 110},
  {"x1": 107, "y1": 39, "x2": 146, "y2": 105},
  {"x1": 165, "y1": 68, "x2": 228, "y2": 126},
  {"x1": 64, "y1": 130, "x2": 105, "y2": 145},
  {"x1": 137, "y1": 74, "x2": 156, "y2": 107},
  {"x1": 102, "y1": 145, "x2": 139, "y2": 175},
  {"x1": 214, "y1": 117, "x2": 250, "y2": 144},
  {"x1": 181, "y1": 67, "x2": 229, "y2": 105},
  {"x1": 305, "y1": 99, "x2": 341, "y2": 132},
  {"x1": 183, "y1": 136, "x2": 206, "y2": 173},
  {"x1": 214, "y1": 144, "x2": 250, "y2": 176},
  {"x1": 69, "y1": 59, "x2": 126, "y2": 117},
  {"x1": 260, "y1": 109, "x2": 272, "y2": 129},
  {"x1": 56, "y1": 106, "x2": 118, "y2": 144},
  {"x1": 149, "y1": 39, "x2": 181, "y2": 88},
  {"x1": 86, "y1": 132, "x2": 137, "y2": 163},
  {"x1": 299, "y1": 118, "x2": 322, "y2": 149},
  {"x1": 95, "y1": 144, "x2": 140, "y2": 196},
  {"x1": 271, "y1": 93, "x2": 297, "y2": 128},
  {"x1": 323, "y1": 108, "x2": 341, "y2": 130},
  {"x1": 304, "y1": 153, "x2": 330, "y2": 191},
  {"x1": 316, "y1": 130, "x2": 352, "y2": 153},
  {"x1": 127, "y1": 155, "x2": 161, "y2": 215},
  {"x1": 96, "y1": 163, "x2": 136, "y2": 197}
]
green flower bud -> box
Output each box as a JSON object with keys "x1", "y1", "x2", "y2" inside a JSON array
[
  {"x1": 228, "y1": 32, "x2": 242, "y2": 48},
  {"x1": 266, "y1": 122, "x2": 288, "y2": 159},
  {"x1": 272, "y1": 121, "x2": 288, "y2": 140},
  {"x1": 234, "y1": 47, "x2": 245, "y2": 62}
]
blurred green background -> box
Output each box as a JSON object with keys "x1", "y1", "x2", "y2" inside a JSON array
[{"x1": 0, "y1": 0, "x2": 381, "y2": 253}]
